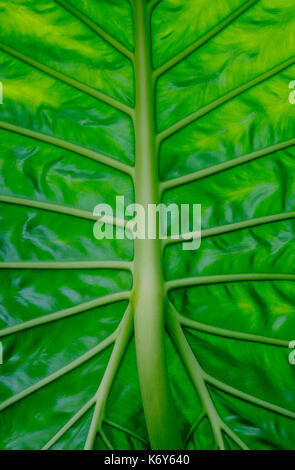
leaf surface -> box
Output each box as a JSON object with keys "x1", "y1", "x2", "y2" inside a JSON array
[{"x1": 0, "y1": 0, "x2": 295, "y2": 450}]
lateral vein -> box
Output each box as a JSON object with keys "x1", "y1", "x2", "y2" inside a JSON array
[
  {"x1": 42, "y1": 312, "x2": 135, "y2": 450},
  {"x1": 0, "y1": 291, "x2": 131, "y2": 338},
  {"x1": 160, "y1": 138, "x2": 295, "y2": 192},
  {"x1": 0, "y1": 261, "x2": 132, "y2": 271},
  {"x1": 53, "y1": 0, "x2": 134, "y2": 63},
  {"x1": 104, "y1": 419, "x2": 149, "y2": 446},
  {"x1": 206, "y1": 375, "x2": 295, "y2": 421},
  {"x1": 85, "y1": 305, "x2": 133, "y2": 449},
  {"x1": 153, "y1": 0, "x2": 257, "y2": 80},
  {"x1": 176, "y1": 311, "x2": 289, "y2": 347},
  {"x1": 42, "y1": 397, "x2": 96, "y2": 450},
  {"x1": 164, "y1": 210, "x2": 295, "y2": 246},
  {"x1": 166, "y1": 303, "x2": 248, "y2": 450},
  {"x1": 157, "y1": 56, "x2": 295, "y2": 144},
  {"x1": 99, "y1": 429, "x2": 114, "y2": 450},
  {"x1": 0, "y1": 121, "x2": 134, "y2": 177},
  {"x1": 166, "y1": 273, "x2": 295, "y2": 291},
  {"x1": 183, "y1": 412, "x2": 205, "y2": 448},
  {"x1": 0, "y1": 42, "x2": 134, "y2": 118},
  {"x1": 147, "y1": 0, "x2": 163, "y2": 13},
  {"x1": 0, "y1": 333, "x2": 116, "y2": 412},
  {"x1": 0, "y1": 194, "x2": 131, "y2": 231}
]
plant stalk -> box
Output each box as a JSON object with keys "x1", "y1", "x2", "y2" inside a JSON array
[{"x1": 131, "y1": 0, "x2": 182, "y2": 450}]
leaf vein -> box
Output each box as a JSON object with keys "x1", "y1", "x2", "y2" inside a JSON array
[
  {"x1": 0, "y1": 291, "x2": 131, "y2": 338},
  {"x1": 53, "y1": 0, "x2": 134, "y2": 62},
  {"x1": 166, "y1": 273, "x2": 295, "y2": 291},
  {"x1": 0, "y1": 333, "x2": 116, "y2": 412},
  {"x1": 0, "y1": 121, "x2": 134, "y2": 177},
  {"x1": 153, "y1": 0, "x2": 258, "y2": 79},
  {"x1": 157, "y1": 56, "x2": 295, "y2": 144},
  {"x1": 160, "y1": 139, "x2": 295, "y2": 192},
  {"x1": 0, "y1": 42, "x2": 134, "y2": 118},
  {"x1": 85, "y1": 305, "x2": 133, "y2": 449},
  {"x1": 164, "y1": 210, "x2": 295, "y2": 246}
]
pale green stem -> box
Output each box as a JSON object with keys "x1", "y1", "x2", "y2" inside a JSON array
[
  {"x1": 166, "y1": 308, "x2": 225, "y2": 449},
  {"x1": 85, "y1": 305, "x2": 133, "y2": 449},
  {"x1": 131, "y1": 0, "x2": 182, "y2": 449},
  {"x1": 42, "y1": 307, "x2": 133, "y2": 450},
  {"x1": 166, "y1": 305, "x2": 249, "y2": 450}
]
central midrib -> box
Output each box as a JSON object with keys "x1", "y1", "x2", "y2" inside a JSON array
[{"x1": 131, "y1": 0, "x2": 182, "y2": 450}]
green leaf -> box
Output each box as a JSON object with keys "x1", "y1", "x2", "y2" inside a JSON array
[{"x1": 0, "y1": 0, "x2": 295, "y2": 450}]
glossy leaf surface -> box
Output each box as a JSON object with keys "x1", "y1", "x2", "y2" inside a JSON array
[{"x1": 0, "y1": 0, "x2": 295, "y2": 450}]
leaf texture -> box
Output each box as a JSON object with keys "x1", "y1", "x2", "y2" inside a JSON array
[{"x1": 0, "y1": 0, "x2": 295, "y2": 450}]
